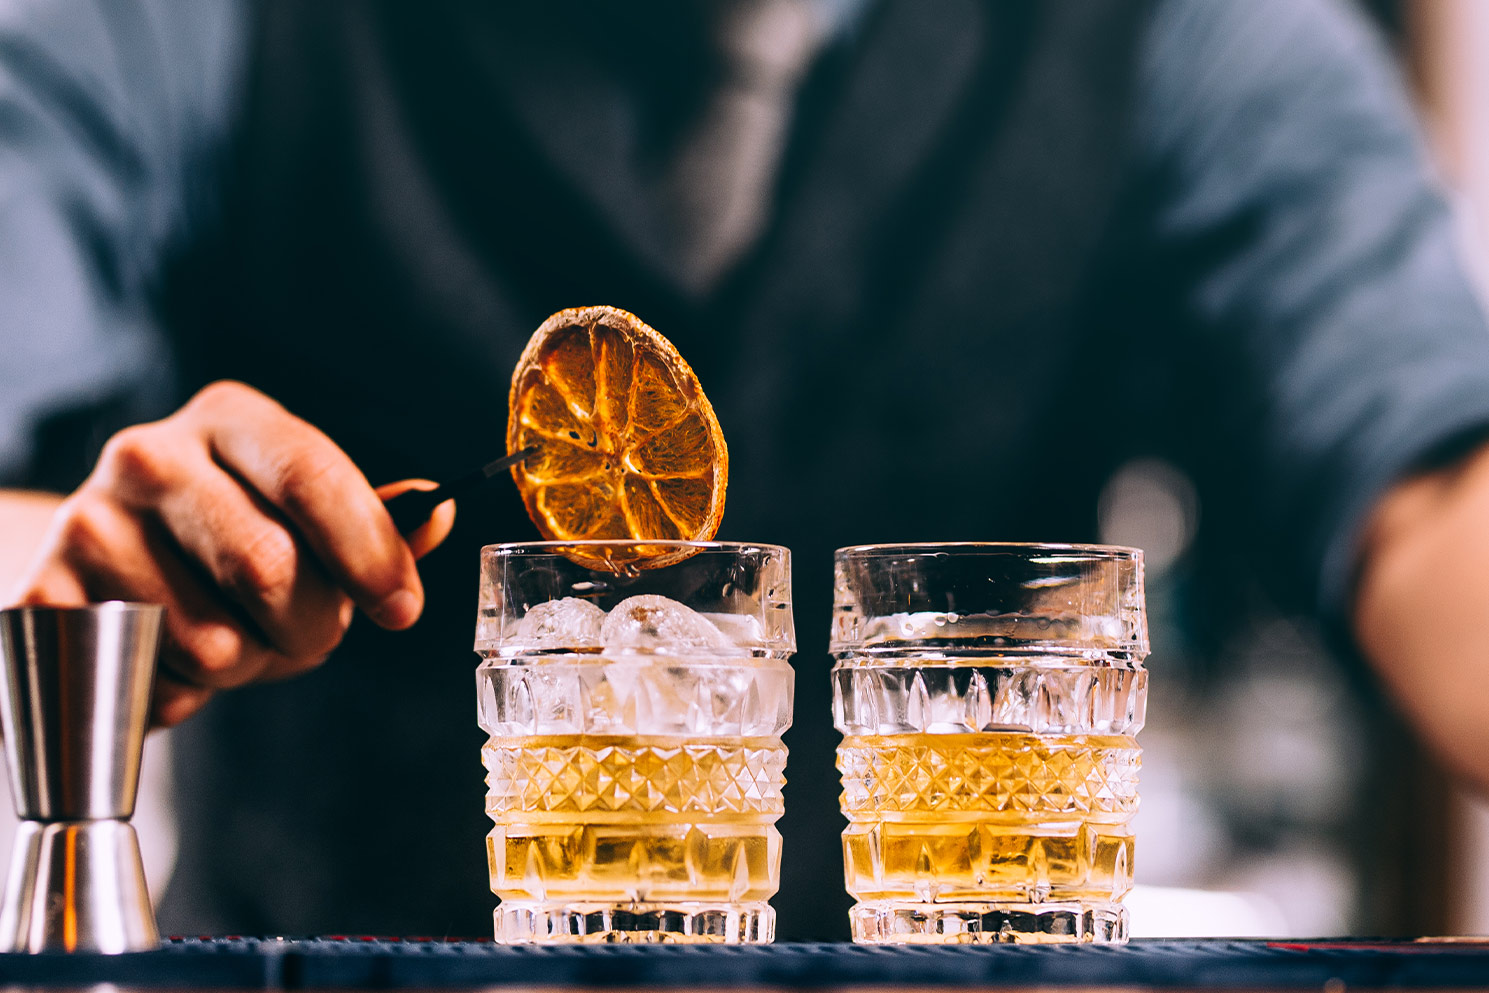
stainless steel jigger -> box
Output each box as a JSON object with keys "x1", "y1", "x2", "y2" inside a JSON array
[{"x1": 0, "y1": 603, "x2": 163, "y2": 953}]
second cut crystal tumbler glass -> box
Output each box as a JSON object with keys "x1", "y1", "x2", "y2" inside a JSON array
[
  {"x1": 831, "y1": 543, "x2": 1147, "y2": 944},
  {"x1": 476, "y1": 541, "x2": 794, "y2": 943}
]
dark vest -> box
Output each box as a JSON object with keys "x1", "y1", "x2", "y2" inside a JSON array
[{"x1": 156, "y1": 0, "x2": 1152, "y2": 939}]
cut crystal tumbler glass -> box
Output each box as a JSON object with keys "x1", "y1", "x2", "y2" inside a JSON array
[
  {"x1": 830, "y1": 543, "x2": 1147, "y2": 944},
  {"x1": 476, "y1": 541, "x2": 794, "y2": 943}
]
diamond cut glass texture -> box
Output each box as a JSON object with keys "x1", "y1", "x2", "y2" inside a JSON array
[{"x1": 485, "y1": 740, "x2": 786, "y2": 815}]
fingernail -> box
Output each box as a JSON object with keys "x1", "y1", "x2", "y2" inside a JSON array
[{"x1": 373, "y1": 589, "x2": 421, "y2": 628}]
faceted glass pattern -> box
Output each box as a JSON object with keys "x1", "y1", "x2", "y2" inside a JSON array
[
  {"x1": 478, "y1": 660, "x2": 792, "y2": 738},
  {"x1": 484, "y1": 738, "x2": 787, "y2": 816},
  {"x1": 836, "y1": 734, "x2": 1138, "y2": 816},
  {"x1": 832, "y1": 663, "x2": 1146, "y2": 736}
]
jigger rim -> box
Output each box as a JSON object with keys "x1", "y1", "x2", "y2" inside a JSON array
[{"x1": 0, "y1": 601, "x2": 164, "y2": 619}]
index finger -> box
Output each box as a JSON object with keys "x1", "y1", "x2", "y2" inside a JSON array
[{"x1": 184, "y1": 382, "x2": 422, "y2": 629}]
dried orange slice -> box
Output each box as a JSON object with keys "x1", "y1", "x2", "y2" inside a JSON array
[{"x1": 507, "y1": 306, "x2": 728, "y2": 569}]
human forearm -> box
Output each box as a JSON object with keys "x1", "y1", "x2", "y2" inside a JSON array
[
  {"x1": 1353, "y1": 442, "x2": 1489, "y2": 793},
  {"x1": 0, "y1": 491, "x2": 63, "y2": 603}
]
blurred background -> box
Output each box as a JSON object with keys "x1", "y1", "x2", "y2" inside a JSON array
[
  {"x1": 4, "y1": 0, "x2": 1489, "y2": 939},
  {"x1": 1106, "y1": 0, "x2": 1489, "y2": 936}
]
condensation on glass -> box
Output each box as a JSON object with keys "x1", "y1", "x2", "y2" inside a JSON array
[
  {"x1": 476, "y1": 540, "x2": 794, "y2": 944},
  {"x1": 830, "y1": 543, "x2": 1148, "y2": 944}
]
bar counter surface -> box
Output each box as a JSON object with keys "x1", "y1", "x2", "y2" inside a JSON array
[{"x1": 0, "y1": 938, "x2": 1487, "y2": 989}]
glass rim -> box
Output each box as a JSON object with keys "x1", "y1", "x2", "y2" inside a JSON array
[
  {"x1": 482, "y1": 539, "x2": 790, "y2": 557},
  {"x1": 834, "y1": 541, "x2": 1141, "y2": 560}
]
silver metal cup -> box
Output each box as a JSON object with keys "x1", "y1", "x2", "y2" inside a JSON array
[
  {"x1": 0, "y1": 821, "x2": 156, "y2": 953},
  {"x1": 0, "y1": 602, "x2": 161, "y2": 821},
  {"x1": 0, "y1": 603, "x2": 163, "y2": 952}
]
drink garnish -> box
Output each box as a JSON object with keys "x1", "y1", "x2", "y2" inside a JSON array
[{"x1": 507, "y1": 306, "x2": 728, "y2": 569}]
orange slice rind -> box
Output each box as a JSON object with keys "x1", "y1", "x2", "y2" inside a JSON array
[{"x1": 507, "y1": 306, "x2": 728, "y2": 569}]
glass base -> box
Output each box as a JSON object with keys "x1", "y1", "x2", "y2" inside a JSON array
[
  {"x1": 849, "y1": 900, "x2": 1127, "y2": 944},
  {"x1": 495, "y1": 901, "x2": 774, "y2": 944}
]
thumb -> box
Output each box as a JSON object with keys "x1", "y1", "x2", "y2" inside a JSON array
[{"x1": 377, "y1": 479, "x2": 457, "y2": 559}]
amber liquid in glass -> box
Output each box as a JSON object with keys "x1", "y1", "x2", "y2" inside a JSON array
[
  {"x1": 837, "y1": 732, "x2": 1138, "y2": 942},
  {"x1": 485, "y1": 734, "x2": 784, "y2": 940}
]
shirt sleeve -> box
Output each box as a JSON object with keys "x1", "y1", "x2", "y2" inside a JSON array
[
  {"x1": 1136, "y1": 0, "x2": 1489, "y2": 624},
  {"x1": 0, "y1": 0, "x2": 247, "y2": 485}
]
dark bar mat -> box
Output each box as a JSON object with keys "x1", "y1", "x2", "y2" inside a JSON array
[{"x1": 0, "y1": 938, "x2": 1487, "y2": 988}]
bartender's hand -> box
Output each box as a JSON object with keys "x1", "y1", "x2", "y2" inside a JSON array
[{"x1": 8, "y1": 381, "x2": 456, "y2": 727}]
